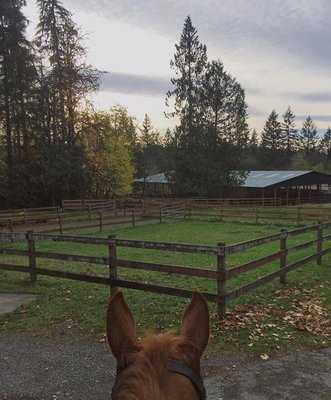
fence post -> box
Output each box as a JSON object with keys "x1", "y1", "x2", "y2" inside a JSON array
[
  {"x1": 58, "y1": 211, "x2": 63, "y2": 234},
  {"x1": 27, "y1": 230, "x2": 37, "y2": 283},
  {"x1": 132, "y1": 209, "x2": 135, "y2": 226},
  {"x1": 280, "y1": 229, "x2": 288, "y2": 284},
  {"x1": 317, "y1": 221, "x2": 323, "y2": 266},
  {"x1": 159, "y1": 206, "x2": 162, "y2": 223},
  {"x1": 220, "y1": 205, "x2": 223, "y2": 222},
  {"x1": 9, "y1": 219, "x2": 13, "y2": 242},
  {"x1": 217, "y1": 242, "x2": 227, "y2": 319},
  {"x1": 255, "y1": 207, "x2": 259, "y2": 224},
  {"x1": 99, "y1": 211, "x2": 103, "y2": 232},
  {"x1": 296, "y1": 206, "x2": 301, "y2": 226},
  {"x1": 108, "y1": 235, "x2": 117, "y2": 295}
]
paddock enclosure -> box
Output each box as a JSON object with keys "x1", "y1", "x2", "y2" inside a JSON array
[
  {"x1": 1, "y1": 198, "x2": 331, "y2": 235},
  {"x1": 0, "y1": 217, "x2": 330, "y2": 318}
]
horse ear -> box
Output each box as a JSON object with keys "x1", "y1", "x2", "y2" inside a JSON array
[
  {"x1": 106, "y1": 291, "x2": 138, "y2": 361},
  {"x1": 181, "y1": 292, "x2": 209, "y2": 357}
]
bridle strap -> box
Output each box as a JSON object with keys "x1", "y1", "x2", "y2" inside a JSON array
[
  {"x1": 115, "y1": 360, "x2": 207, "y2": 400},
  {"x1": 167, "y1": 360, "x2": 207, "y2": 400}
]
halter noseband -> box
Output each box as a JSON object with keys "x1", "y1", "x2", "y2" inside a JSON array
[{"x1": 115, "y1": 359, "x2": 206, "y2": 400}]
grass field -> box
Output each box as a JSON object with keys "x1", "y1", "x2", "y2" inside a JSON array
[{"x1": 0, "y1": 218, "x2": 330, "y2": 356}]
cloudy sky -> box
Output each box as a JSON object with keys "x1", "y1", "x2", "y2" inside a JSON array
[{"x1": 24, "y1": 0, "x2": 331, "y2": 136}]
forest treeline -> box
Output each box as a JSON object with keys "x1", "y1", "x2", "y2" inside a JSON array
[{"x1": 1, "y1": 2, "x2": 330, "y2": 207}]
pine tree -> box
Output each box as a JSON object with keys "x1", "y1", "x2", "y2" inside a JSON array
[
  {"x1": 0, "y1": 0, "x2": 37, "y2": 206},
  {"x1": 226, "y1": 82, "x2": 249, "y2": 148},
  {"x1": 165, "y1": 15, "x2": 207, "y2": 138},
  {"x1": 260, "y1": 110, "x2": 286, "y2": 169},
  {"x1": 298, "y1": 116, "x2": 319, "y2": 158},
  {"x1": 321, "y1": 127, "x2": 331, "y2": 156},
  {"x1": 165, "y1": 16, "x2": 245, "y2": 196},
  {"x1": 261, "y1": 110, "x2": 285, "y2": 150},
  {"x1": 36, "y1": 0, "x2": 99, "y2": 144},
  {"x1": 139, "y1": 114, "x2": 160, "y2": 145},
  {"x1": 249, "y1": 128, "x2": 259, "y2": 148},
  {"x1": 281, "y1": 106, "x2": 298, "y2": 167},
  {"x1": 321, "y1": 127, "x2": 331, "y2": 172},
  {"x1": 202, "y1": 60, "x2": 232, "y2": 141}
]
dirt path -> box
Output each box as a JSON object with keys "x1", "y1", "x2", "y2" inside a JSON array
[{"x1": 0, "y1": 333, "x2": 330, "y2": 400}]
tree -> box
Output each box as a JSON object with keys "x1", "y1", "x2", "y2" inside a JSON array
[
  {"x1": 165, "y1": 15, "x2": 207, "y2": 137},
  {"x1": 134, "y1": 115, "x2": 166, "y2": 193},
  {"x1": 321, "y1": 127, "x2": 331, "y2": 157},
  {"x1": 202, "y1": 60, "x2": 233, "y2": 141},
  {"x1": 260, "y1": 110, "x2": 287, "y2": 169},
  {"x1": 36, "y1": 0, "x2": 99, "y2": 144},
  {"x1": 226, "y1": 82, "x2": 249, "y2": 148},
  {"x1": 320, "y1": 127, "x2": 331, "y2": 172},
  {"x1": 0, "y1": 0, "x2": 37, "y2": 206},
  {"x1": 261, "y1": 110, "x2": 284, "y2": 150},
  {"x1": 165, "y1": 16, "x2": 245, "y2": 196},
  {"x1": 298, "y1": 116, "x2": 319, "y2": 163},
  {"x1": 107, "y1": 105, "x2": 137, "y2": 150},
  {"x1": 80, "y1": 109, "x2": 134, "y2": 197},
  {"x1": 281, "y1": 105, "x2": 298, "y2": 165},
  {"x1": 139, "y1": 114, "x2": 160, "y2": 145}
]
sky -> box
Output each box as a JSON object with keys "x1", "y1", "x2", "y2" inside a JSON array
[{"x1": 23, "y1": 0, "x2": 331, "y2": 136}]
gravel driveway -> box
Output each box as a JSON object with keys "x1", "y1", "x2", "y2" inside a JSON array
[{"x1": 0, "y1": 333, "x2": 330, "y2": 400}]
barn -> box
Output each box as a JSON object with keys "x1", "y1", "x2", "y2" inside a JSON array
[
  {"x1": 135, "y1": 170, "x2": 331, "y2": 204},
  {"x1": 240, "y1": 170, "x2": 331, "y2": 205}
]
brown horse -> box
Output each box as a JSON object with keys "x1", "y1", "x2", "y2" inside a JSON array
[{"x1": 106, "y1": 291, "x2": 209, "y2": 400}]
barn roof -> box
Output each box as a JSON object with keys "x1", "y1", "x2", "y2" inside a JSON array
[
  {"x1": 135, "y1": 172, "x2": 168, "y2": 184},
  {"x1": 135, "y1": 171, "x2": 331, "y2": 189}
]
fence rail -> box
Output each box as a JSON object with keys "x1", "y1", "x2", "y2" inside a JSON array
[
  {"x1": 186, "y1": 204, "x2": 331, "y2": 225},
  {"x1": 1, "y1": 221, "x2": 330, "y2": 319}
]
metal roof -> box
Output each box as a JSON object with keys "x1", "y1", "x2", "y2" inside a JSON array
[
  {"x1": 135, "y1": 172, "x2": 168, "y2": 184},
  {"x1": 242, "y1": 170, "x2": 313, "y2": 188},
  {"x1": 135, "y1": 170, "x2": 331, "y2": 189}
]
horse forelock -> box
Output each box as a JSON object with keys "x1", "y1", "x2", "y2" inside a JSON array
[
  {"x1": 140, "y1": 331, "x2": 201, "y2": 379},
  {"x1": 113, "y1": 331, "x2": 202, "y2": 400}
]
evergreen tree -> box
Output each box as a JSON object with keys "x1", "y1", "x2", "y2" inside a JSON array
[
  {"x1": 260, "y1": 110, "x2": 286, "y2": 169},
  {"x1": 321, "y1": 127, "x2": 331, "y2": 157},
  {"x1": 261, "y1": 110, "x2": 283, "y2": 150},
  {"x1": 202, "y1": 60, "x2": 232, "y2": 141},
  {"x1": 298, "y1": 116, "x2": 319, "y2": 163},
  {"x1": 0, "y1": 0, "x2": 37, "y2": 206},
  {"x1": 36, "y1": 0, "x2": 99, "y2": 144},
  {"x1": 282, "y1": 106, "x2": 298, "y2": 151},
  {"x1": 249, "y1": 128, "x2": 259, "y2": 148},
  {"x1": 226, "y1": 82, "x2": 249, "y2": 148},
  {"x1": 320, "y1": 127, "x2": 331, "y2": 172},
  {"x1": 165, "y1": 16, "x2": 245, "y2": 196},
  {"x1": 165, "y1": 15, "x2": 207, "y2": 138},
  {"x1": 139, "y1": 114, "x2": 160, "y2": 145},
  {"x1": 281, "y1": 105, "x2": 298, "y2": 166}
]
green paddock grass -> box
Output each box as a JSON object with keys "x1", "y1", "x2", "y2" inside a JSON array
[{"x1": 0, "y1": 219, "x2": 330, "y2": 355}]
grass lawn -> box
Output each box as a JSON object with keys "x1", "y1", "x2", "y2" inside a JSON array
[{"x1": 0, "y1": 218, "x2": 330, "y2": 356}]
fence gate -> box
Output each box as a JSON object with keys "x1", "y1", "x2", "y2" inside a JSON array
[{"x1": 161, "y1": 202, "x2": 185, "y2": 222}]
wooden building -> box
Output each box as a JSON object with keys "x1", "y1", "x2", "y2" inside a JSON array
[{"x1": 135, "y1": 170, "x2": 331, "y2": 204}]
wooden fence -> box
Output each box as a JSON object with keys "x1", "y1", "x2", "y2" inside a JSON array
[
  {"x1": 161, "y1": 202, "x2": 185, "y2": 222},
  {"x1": 0, "y1": 206, "x2": 163, "y2": 236},
  {"x1": 0, "y1": 221, "x2": 330, "y2": 319},
  {"x1": 186, "y1": 204, "x2": 331, "y2": 225},
  {"x1": 62, "y1": 199, "x2": 115, "y2": 212},
  {"x1": 2, "y1": 201, "x2": 331, "y2": 236}
]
